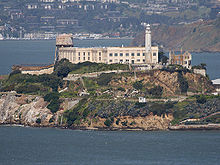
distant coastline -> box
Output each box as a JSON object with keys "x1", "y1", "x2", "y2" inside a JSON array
[{"x1": 0, "y1": 37, "x2": 134, "y2": 41}]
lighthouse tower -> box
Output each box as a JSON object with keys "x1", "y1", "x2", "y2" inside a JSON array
[{"x1": 145, "y1": 24, "x2": 152, "y2": 63}]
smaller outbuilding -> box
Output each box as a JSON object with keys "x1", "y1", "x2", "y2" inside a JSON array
[{"x1": 138, "y1": 97, "x2": 146, "y2": 103}]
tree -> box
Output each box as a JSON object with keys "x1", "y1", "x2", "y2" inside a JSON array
[
  {"x1": 36, "y1": 118, "x2": 41, "y2": 124},
  {"x1": 177, "y1": 72, "x2": 188, "y2": 93},
  {"x1": 158, "y1": 51, "x2": 168, "y2": 64},
  {"x1": 148, "y1": 86, "x2": 163, "y2": 97},
  {"x1": 104, "y1": 119, "x2": 112, "y2": 127},
  {"x1": 133, "y1": 81, "x2": 143, "y2": 90}
]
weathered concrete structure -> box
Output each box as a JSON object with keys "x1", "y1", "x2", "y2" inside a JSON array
[
  {"x1": 55, "y1": 24, "x2": 159, "y2": 65},
  {"x1": 12, "y1": 64, "x2": 54, "y2": 75},
  {"x1": 169, "y1": 50, "x2": 192, "y2": 69},
  {"x1": 193, "y1": 69, "x2": 206, "y2": 77}
]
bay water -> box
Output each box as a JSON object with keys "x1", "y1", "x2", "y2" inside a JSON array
[
  {"x1": 0, "y1": 39, "x2": 219, "y2": 80},
  {"x1": 0, "y1": 40, "x2": 220, "y2": 164},
  {"x1": 0, "y1": 126, "x2": 220, "y2": 165}
]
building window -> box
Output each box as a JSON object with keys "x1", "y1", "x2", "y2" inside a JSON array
[
  {"x1": 126, "y1": 59, "x2": 129, "y2": 62},
  {"x1": 78, "y1": 57, "x2": 80, "y2": 60},
  {"x1": 143, "y1": 59, "x2": 145, "y2": 62},
  {"x1": 120, "y1": 59, "x2": 123, "y2": 62},
  {"x1": 126, "y1": 53, "x2": 129, "y2": 56},
  {"x1": 83, "y1": 52, "x2": 86, "y2": 56},
  {"x1": 131, "y1": 53, "x2": 134, "y2": 56},
  {"x1": 137, "y1": 59, "x2": 140, "y2": 62},
  {"x1": 83, "y1": 57, "x2": 85, "y2": 60},
  {"x1": 153, "y1": 53, "x2": 157, "y2": 56},
  {"x1": 78, "y1": 52, "x2": 80, "y2": 56},
  {"x1": 114, "y1": 53, "x2": 118, "y2": 56},
  {"x1": 99, "y1": 57, "x2": 101, "y2": 61},
  {"x1": 120, "y1": 53, "x2": 123, "y2": 56},
  {"x1": 109, "y1": 60, "x2": 112, "y2": 62},
  {"x1": 109, "y1": 53, "x2": 113, "y2": 57},
  {"x1": 88, "y1": 57, "x2": 90, "y2": 60},
  {"x1": 137, "y1": 53, "x2": 140, "y2": 56},
  {"x1": 184, "y1": 61, "x2": 187, "y2": 64},
  {"x1": 143, "y1": 53, "x2": 145, "y2": 56},
  {"x1": 88, "y1": 52, "x2": 90, "y2": 56},
  {"x1": 99, "y1": 52, "x2": 101, "y2": 56}
]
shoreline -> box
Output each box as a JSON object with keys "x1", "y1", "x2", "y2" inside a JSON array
[{"x1": 1, "y1": 123, "x2": 220, "y2": 131}]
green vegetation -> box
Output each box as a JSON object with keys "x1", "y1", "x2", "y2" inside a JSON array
[
  {"x1": 69, "y1": 62, "x2": 129, "y2": 74},
  {"x1": 150, "y1": 102, "x2": 174, "y2": 116},
  {"x1": 104, "y1": 118, "x2": 113, "y2": 127},
  {"x1": 0, "y1": 72, "x2": 63, "y2": 94},
  {"x1": 196, "y1": 95, "x2": 207, "y2": 104},
  {"x1": 44, "y1": 92, "x2": 61, "y2": 113},
  {"x1": 63, "y1": 98, "x2": 89, "y2": 127},
  {"x1": 117, "y1": 87, "x2": 126, "y2": 92},
  {"x1": 158, "y1": 52, "x2": 168, "y2": 64},
  {"x1": 162, "y1": 65, "x2": 190, "y2": 73},
  {"x1": 204, "y1": 114, "x2": 220, "y2": 124},
  {"x1": 97, "y1": 73, "x2": 114, "y2": 86},
  {"x1": 36, "y1": 118, "x2": 41, "y2": 124},
  {"x1": 192, "y1": 63, "x2": 207, "y2": 70},
  {"x1": 177, "y1": 72, "x2": 189, "y2": 93},
  {"x1": 133, "y1": 80, "x2": 143, "y2": 90},
  {"x1": 54, "y1": 59, "x2": 128, "y2": 77},
  {"x1": 147, "y1": 86, "x2": 163, "y2": 97}
]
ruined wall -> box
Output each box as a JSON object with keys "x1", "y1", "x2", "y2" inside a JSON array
[{"x1": 21, "y1": 66, "x2": 54, "y2": 75}]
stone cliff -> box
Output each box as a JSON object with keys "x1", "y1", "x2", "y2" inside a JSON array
[
  {"x1": 109, "y1": 70, "x2": 214, "y2": 96},
  {"x1": 0, "y1": 68, "x2": 217, "y2": 130},
  {"x1": 0, "y1": 94, "x2": 173, "y2": 130},
  {"x1": 0, "y1": 94, "x2": 53, "y2": 126}
]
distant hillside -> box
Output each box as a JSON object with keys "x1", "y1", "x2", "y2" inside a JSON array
[{"x1": 132, "y1": 18, "x2": 220, "y2": 52}]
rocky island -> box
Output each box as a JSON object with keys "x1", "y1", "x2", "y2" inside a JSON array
[{"x1": 0, "y1": 60, "x2": 219, "y2": 130}]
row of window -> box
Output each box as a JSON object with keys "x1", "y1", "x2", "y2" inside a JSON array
[
  {"x1": 77, "y1": 52, "x2": 102, "y2": 56},
  {"x1": 109, "y1": 52, "x2": 145, "y2": 57},
  {"x1": 78, "y1": 57, "x2": 102, "y2": 61},
  {"x1": 109, "y1": 59, "x2": 145, "y2": 63},
  {"x1": 109, "y1": 52, "x2": 157, "y2": 57}
]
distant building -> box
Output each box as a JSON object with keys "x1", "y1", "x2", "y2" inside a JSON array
[
  {"x1": 193, "y1": 69, "x2": 206, "y2": 77},
  {"x1": 169, "y1": 50, "x2": 192, "y2": 69},
  {"x1": 212, "y1": 79, "x2": 220, "y2": 95},
  {"x1": 55, "y1": 24, "x2": 159, "y2": 65}
]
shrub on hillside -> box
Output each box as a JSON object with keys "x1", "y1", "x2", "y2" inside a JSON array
[
  {"x1": 133, "y1": 81, "x2": 143, "y2": 90},
  {"x1": 36, "y1": 118, "x2": 41, "y2": 124},
  {"x1": 44, "y1": 92, "x2": 61, "y2": 113},
  {"x1": 196, "y1": 95, "x2": 207, "y2": 104},
  {"x1": 177, "y1": 72, "x2": 188, "y2": 93},
  {"x1": 104, "y1": 119, "x2": 112, "y2": 127},
  {"x1": 97, "y1": 73, "x2": 114, "y2": 86},
  {"x1": 148, "y1": 86, "x2": 163, "y2": 97},
  {"x1": 16, "y1": 84, "x2": 41, "y2": 94}
]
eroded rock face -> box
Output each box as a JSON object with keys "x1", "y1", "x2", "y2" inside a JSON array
[
  {"x1": 78, "y1": 114, "x2": 173, "y2": 131},
  {"x1": 0, "y1": 94, "x2": 53, "y2": 126},
  {"x1": 109, "y1": 70, "x2": 214, "y2": 96}
]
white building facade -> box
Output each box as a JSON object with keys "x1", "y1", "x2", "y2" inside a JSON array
[{"x1": 56, "y1": 24, "x2": 159, "y2": 65}]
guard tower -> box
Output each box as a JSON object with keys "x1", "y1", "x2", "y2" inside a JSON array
[{"x1": 55, "y1": 34, "x2": 74, "y2": 62}]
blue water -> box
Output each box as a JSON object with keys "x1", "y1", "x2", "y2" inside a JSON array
[
  {"x1": 0, "y1": 39, "x2": 219, "y2": 79},
  {"x1": 0, "y1": 126, "x2": 219, "y2": 165}
]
